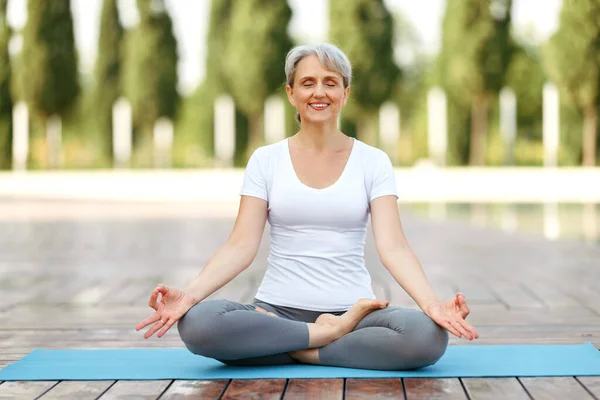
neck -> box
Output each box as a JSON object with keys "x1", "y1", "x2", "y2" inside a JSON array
[{"x1": 295, "y1": 120, "x2": 346, "y2": 152}]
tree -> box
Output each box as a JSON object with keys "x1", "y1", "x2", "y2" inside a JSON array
[
  {"x1": 220, "y1": 0, "x2": 293, "y2": 160},
  {"x1": 329, "y1": 0, "x2": 400, "y2": 146},
  {"x1": 18, "y1": 0, "x2": 79, "y2": 160},
  {"x1": 544, "y1": 0, "x2": 600, "y2": 166},
  {"x1": 123, "y1": 0, "x2": 179, "y2": 147},
  {"x1": 93, "y1": 0, "x2": 124, "y2": 160},
  {"x1": 0, "y1": 0, "x2": 12, "y2": 169},
  {"x1": 438, "y1": 0, "x2": 514, "y2": 165}
]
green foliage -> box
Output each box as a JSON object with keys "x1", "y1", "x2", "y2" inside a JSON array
[
  {"x1": 544, "y1": 0, "x2": 600, "y2": 111},
  {"x1": 437, "y1": 0, "x2": 514, "y2": 165},
  {"x1": 329, "y1": 0, "x2": 400, "y2": 112},
  {"x1": 439, "y1": 0, "x2": 513, "y2": 105},
  {"x1": 220, "y1": 0, "x2": 293, "y2": 159},
  {"x1": 505, "y1": 45, "x2": 545, "y2": 140},
  {"x1": 93, "y1": 0, "x2": 124, "y2": 160},
  {"x1": 544, "y1": 0, "x2": 600, "y2": 165},
  {"x1": 0, "y1": 0, "x2": 12, "y2": 169},
  {"x1": 18, "y1": 0, "x2": 79, "y2": 119},
  {"x1": 329, "y1": 0, "x2": 400, "y2": 145},
  {"x1": 123, "y1": 0, "x2": 179, "y2": 147}
]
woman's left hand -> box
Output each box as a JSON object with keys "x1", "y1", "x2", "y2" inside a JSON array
[{"x1": 425, "y1": 293, "x2": 479, "y2": 340}]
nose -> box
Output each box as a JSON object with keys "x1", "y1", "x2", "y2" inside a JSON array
[{"x1": 313, "y1": 83, "x2": 326, "y2": 97}]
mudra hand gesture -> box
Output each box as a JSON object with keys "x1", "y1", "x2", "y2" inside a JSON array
[
  {"x1": 426, "y1": 293, "x2": 479, "y2": 341},
  {"x1": 135, "y1": 284, "x2": 196, "y2": 339}
]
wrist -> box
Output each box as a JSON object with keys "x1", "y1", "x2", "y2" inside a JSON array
[{"x1": 422, "y1": 299, "x2": 442, "y2": 316}]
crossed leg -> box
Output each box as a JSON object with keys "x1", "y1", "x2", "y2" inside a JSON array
[{"x1": 178, "y1": 299, "x2": 448, "y2": 370}]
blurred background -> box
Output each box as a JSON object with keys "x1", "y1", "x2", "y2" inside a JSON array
[{"x1": 0, "y1": 0, "x2": 598, "y2": 243}]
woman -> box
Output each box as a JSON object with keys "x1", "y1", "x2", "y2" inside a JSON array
[{"x1": 136, "y1": 43, "x2": 479, "y2": 371}]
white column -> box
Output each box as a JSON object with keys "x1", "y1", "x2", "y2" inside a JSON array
[
  {"x1": 214, "y1": 94, "x2": 235, "y2": 168},
  {"x1": 153, "y1": 117, "x2": 173, "y2": 168},
  {"x1": 543, "y1": 83, "x2": 560, "y2": 167},
  {"x1": 379, "y1": 101, "x2": 400, "y2": 164},
  {"x1": 12, "y1": 101, "x2": 29, "y2": 171},
  {"x1": 427, "y1": 87, "x2": 447, "y2": 166},
  {"x1": 499, "y1": 87, "x2": 517, "y2": 165},
  {"x1": 46, "y1": 115, "x2": 62, "y2": 168},
  {"x1": 112, "y1": 97, "x2": 132, "y2": 169},
  {"x1": 264, "y1": 96, "x2": 286, "y2": 144}
]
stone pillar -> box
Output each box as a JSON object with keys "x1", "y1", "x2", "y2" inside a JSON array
[
  {"x1": 214, "y1": 94, "x2": 235, "y2": 168},
  {"x1": 499, "y1": 87, "x2": 516, "y2": 165},
  {"x1": 379, "y1": 101, "x2": 400, "y2": 164},
  {"x1": 12, "y1": 101, "x2": 29, "y2": 171},
  {"x1": 153, "y1": 117, "x2": 173, "y2": 168},
  {"x1": 427, "y1": 87, "x2": 447, "y2": 166},
  {"x1": 113, "y1": 97, "x2": 132, "y2": 169},
  {"x1": 543, "y1": 83, "x2": 560, "y2": 167}
]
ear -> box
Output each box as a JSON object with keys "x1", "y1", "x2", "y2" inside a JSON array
[
  {"x1": 286, "y1": 85, "x2": 296, "y2": 107},
  {"x1": 342, "y1": 86, "x2": 351, "y2": 106}
]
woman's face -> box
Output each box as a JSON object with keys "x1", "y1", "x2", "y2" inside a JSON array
[{"x1": 286, "y1": 55, "x2": 350, "y2": 125}]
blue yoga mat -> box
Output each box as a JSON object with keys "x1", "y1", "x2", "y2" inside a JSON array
[{"x1": 1, "y1": 343, "x2": 599, "y2": 381}]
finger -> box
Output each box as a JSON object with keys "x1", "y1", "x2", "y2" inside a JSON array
[
  {"x1": 148, "y1": 288, "x2": 161, "y2": 310},
  {"x1": 157, "y1": 318, "x2": 176, "y2": 338},
  {"x1": 136, "y1": 312, "x2": 160, "y2": 331},
  {"x1": 457, "y1": 293, "x2": 470, "y2": 318},
  {"x1": 451, "y1": 319, "x2": 473, "y2": 340},
  {"x1": 144, "y1": 319, "x2": 166, "y2": 339},
  {"x1": 443, "y1": 320, "x2": 462, "y2": 338},
  {"x1": 458, "y1": 318, "x2": 479, "y2": 339}
]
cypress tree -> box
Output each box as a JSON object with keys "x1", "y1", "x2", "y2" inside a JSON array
[
  {"x1": 544, "y1": 0, "x2": 600, "y2": 166},
  {"x1": 123, "y1": 0, "x2": 179, "y2": 148},
  {"x1": 0, "y1": 0, "x2": 12, "y2": 169},
  {"x1": 220, "y1": 0, "x2": 293, "y2": 161},
  {"x1": 438, "y1": 0, "x2": 514, "y2": 165},
  {"x1": 329, "y1": 0, "x2": 400, "y2": 147},
  {"x1": 93, "y1": 0, "x2": 124, "y2": 161},
  {"x1": 18, "y1": 0, "x2": 79, "y2": 136}
]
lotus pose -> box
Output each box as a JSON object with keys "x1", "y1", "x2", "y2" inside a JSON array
[{"x1": 136, "y1": 43, "x2": 479, "y2": 370}]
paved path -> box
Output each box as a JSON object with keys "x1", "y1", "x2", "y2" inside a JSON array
[{"x1": 0, "y1": 199, "x2": 599, "y2": 399}]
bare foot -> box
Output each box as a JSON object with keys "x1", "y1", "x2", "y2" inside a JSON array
[
  {"x1": 315, "y1": 298, "x2": 389, "y2": 340},
  {"x1": 254, "y1": 306, "x2": 278, "y2": 317}
]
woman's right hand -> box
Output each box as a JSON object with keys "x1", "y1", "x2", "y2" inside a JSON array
[{"x1": 135, "y1": 284, "x2": 197, "y2": 339}]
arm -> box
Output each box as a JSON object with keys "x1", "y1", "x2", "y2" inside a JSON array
[
  {"x1": 369, "y1": 195, "x2": 441, "y2": 313},
  {"x1": 182, "y1": 195, "x2": 268, "y2": 304}
]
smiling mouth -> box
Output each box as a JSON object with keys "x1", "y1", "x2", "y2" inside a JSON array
[{"x1": 309, "y1": 103, "x2": 330, "y2": 110}]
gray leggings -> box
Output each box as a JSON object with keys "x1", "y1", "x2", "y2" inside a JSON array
[{"x1": 177, "y1": 298, "x2": 448, "y2": 371}]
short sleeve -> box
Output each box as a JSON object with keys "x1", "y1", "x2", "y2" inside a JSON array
[
  {"x1": 368, "y1": 151, "x2": 398, "y2": 203},
  {"x1": 240, "y1": 149, "x2": 269, "y2": 201}
]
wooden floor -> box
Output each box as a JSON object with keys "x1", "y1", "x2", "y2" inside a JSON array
[{"x1": 0, "y1": 199, "x2": 599, "y2": 399}]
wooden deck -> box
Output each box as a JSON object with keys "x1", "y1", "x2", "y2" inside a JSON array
[{"x1": 0, "y1": 199, "x2": 599, "y2": 399}]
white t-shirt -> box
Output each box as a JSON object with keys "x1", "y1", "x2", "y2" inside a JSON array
[{"x1": 240, "y1": 137, "x2": 398, "y2": 311}]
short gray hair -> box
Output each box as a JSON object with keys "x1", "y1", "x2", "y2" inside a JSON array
[
  {"x1": 284, "y1": 43, "x2": 352, "y2": 123},
  {"x1": 285, "y1": 43, "x2": 352, "y2": 88}
]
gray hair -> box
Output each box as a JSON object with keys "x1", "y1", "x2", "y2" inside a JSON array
[{"x1": 284, "y1": 43, "x2": 352, "y2": 123}]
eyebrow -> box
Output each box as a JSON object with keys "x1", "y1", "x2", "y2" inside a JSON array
[{"x1": 299, "y1": 75, "x2": 340, "y2": 82}]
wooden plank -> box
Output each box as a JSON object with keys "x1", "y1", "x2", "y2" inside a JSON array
[
  {"x1": 0, "y1": 381, "x2": 58, "y2": 399},
  {"x1": 487, "y1": 283, "x2": 545, "y2": 309},
  {"x1": 221, "y1": 379, "x2": 285, "y2": 400},
  {"x1": 345, "y1": 378, "x2": 404, "y2": 399},
  {"x1": 39, "y1": 380, "x2": 114, "y2": 399},
  {"x1": 519, "y1": 377, "x2": 594, "y2": 399},
  {"x1": 461, "y1": 378, "x2": 530, "y2": 399},
  {"x1": 99, "y1": 380, "x2": 171, "y2": 399},
  {"x1": 160, "y1": 380, "x2": 228, "y2": 399},
  {"x1": 577, "y1": 376, "x2": 600, "y2": 397},
  {"x1": 403, "y1": 378, "x2": 467, "y2": 399},
  {"x1": 283, "y1": 379, "x2": 344, "y2": 400}
]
